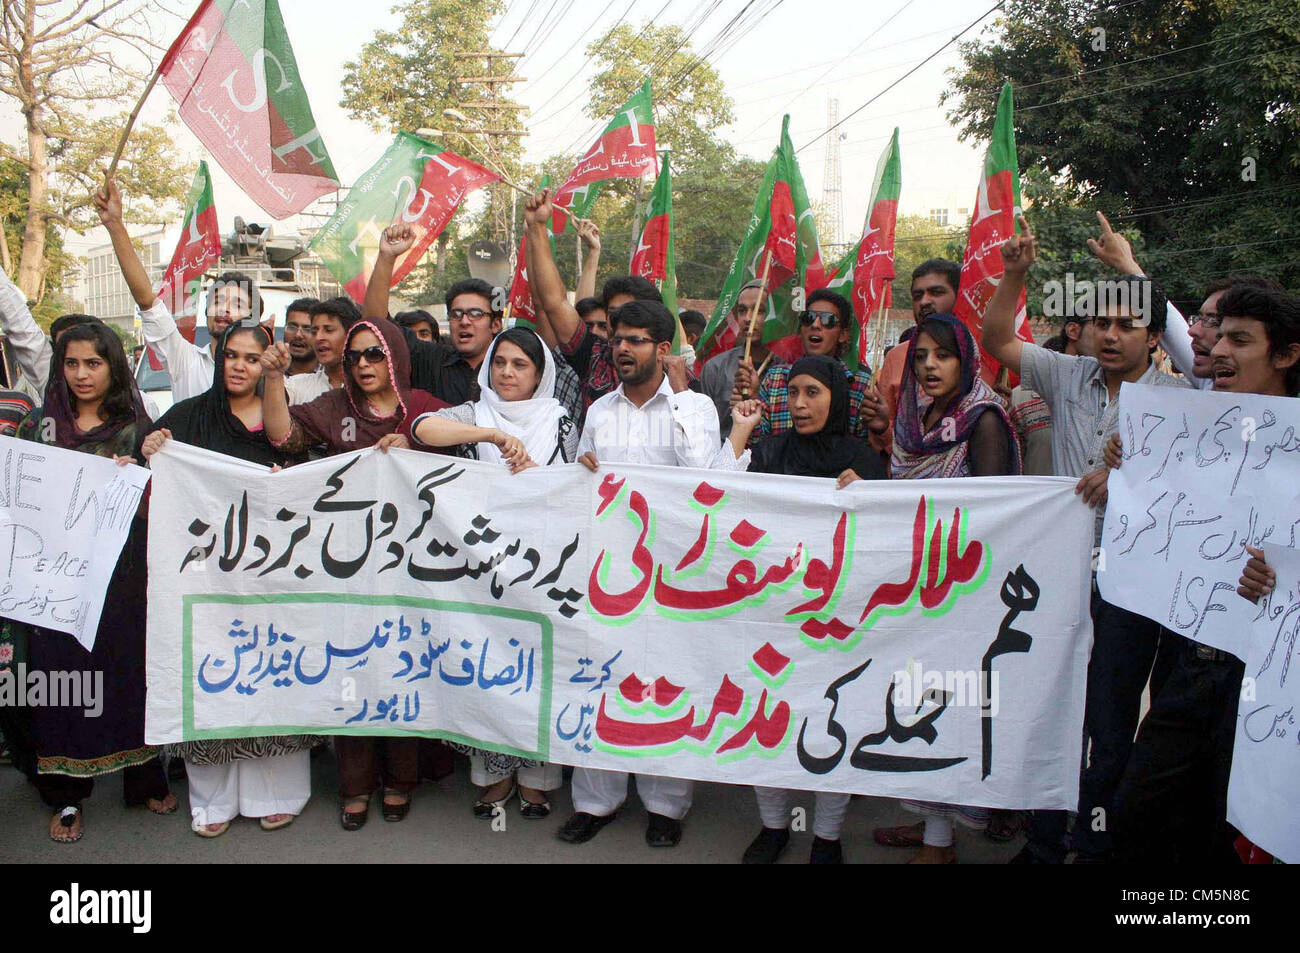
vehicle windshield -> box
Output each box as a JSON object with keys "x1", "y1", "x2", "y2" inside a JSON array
[{"x1": 135, "y1": 348, "x2": 172, "y2": 392}]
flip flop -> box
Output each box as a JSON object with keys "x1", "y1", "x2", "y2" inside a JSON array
[
  {"x1": 50, "y1": 805, "x2": 83, "y2": 844},
  {"x1": 193, "y1": 820, "x2": 231, "y2": 838},
  {"x1": 260, "y1": 814, "x2": 295, "y2": 831}
]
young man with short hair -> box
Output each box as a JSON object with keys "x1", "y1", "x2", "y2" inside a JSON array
[
  {"x1": 393, "y1": 308, "x2": 439, "y2": 343},
  {"x1": 700, "y1": 279, "x2": 784, "y2": 438},
  {"x1": 576, "y1": 297, "x2": 609, "y2": 341},
  {"x1": 284, "y1": 297, "x2": 321, "y2": 377},
  {"x1": 560, "y1": 298, "x2": 720, "y2": 850},
  {"x1": 982, "y1": 216, "x2": 1188, "y2": 864},
  {"x1": 284, "y1": 297, "x2": 361, "y2": 405},
  {"x1": 1115, "y1": 283, "x2": 1300, "y2": 863}
]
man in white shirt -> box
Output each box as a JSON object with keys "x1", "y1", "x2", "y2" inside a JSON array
[
  {"x1": 560, "y1": 299, "x2": 720, "y2": 849},
  {"x1": 95, "y1": 178, "x2": 260, "y2": 403},
  {"x1": 284, "y1": 297, "x2": 360, "y2": 405}
]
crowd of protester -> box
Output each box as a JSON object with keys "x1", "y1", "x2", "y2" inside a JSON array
[{"x1": 0, "y1": 181, "x2": 1293, "y2": 865}]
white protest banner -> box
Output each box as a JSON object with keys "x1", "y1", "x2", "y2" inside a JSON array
[
  {"x1": 1098, "y1": 382, "x2": 1300, "y2": 660},
  {"x1": 1227, "y1": 542, "x2": 1299, "y2": 864},
  {"x1": 0, "y1": 434, "x2": 150, "y2": 649},
  {"x1": 146, "y1": 441, "x2": 1094, "y2": 809}
]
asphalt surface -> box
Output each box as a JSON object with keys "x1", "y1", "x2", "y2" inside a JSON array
[{"x1": 0, "y1": 749, "x2": 1025, "y2": 863}]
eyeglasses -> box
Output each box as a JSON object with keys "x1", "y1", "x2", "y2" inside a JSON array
[
  {"x1": 343, "y1": 345, "x2": 387, "y2": 366},
  {"x1": 800, "y1": 310, "x2": 842, "y2": 329},
  {"x1": 1190, "y1": 312, "x2": 1222, "y2": 330},
  {"x1": 610, "y1": 334, "x2": 658, "y2": 348},
  {"x1": 449, "y1": 307, "x2": 492, "y2": 322}
]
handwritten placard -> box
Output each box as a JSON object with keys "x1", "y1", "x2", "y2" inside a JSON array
[
  {"x1": 0, "y1": 434, "x2": 151, "y2": 648},
  {"x1": 1098, "y1": 382, "x2": 1300, "y2": 660},
  {"x1": 1227, "y1": 542, "x2": 1300, "y2": 864},
  {"x1": 146, "y1": 443, "x2": 1095, "y2": 809}
]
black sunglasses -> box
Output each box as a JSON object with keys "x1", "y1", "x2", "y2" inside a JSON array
[
  {"x1": 343, "y1": 345, "x2": 387, "y2": 366},
  {"x1": 799, "y1": 310, "x2": 842, "y2": 329}
]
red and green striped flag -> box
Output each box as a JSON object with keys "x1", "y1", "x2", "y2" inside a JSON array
[
  {"x1": 828, "y1": 128, "x2": 901, "y2": 371},
  {"x1": 160, "y1": 0, "x2": 340, "y2": 218},
  {"x1": 310, "y1": 132, "x2": 499, "y2": 303},
  {"x1": 156, "y1": 161, "x2": 222, "y2": 346},
  {"x1": 954, "y1": 81, "x2": 1033, "y2": 381},
  {"x1": 696, "y1": 115, "x2": 825, "y2": 365},
  {"x1": 551, "y1": 80, "x2": 657, "y2": 233},
  {"x1": 629, "y1": 152, "x2": 683, "y2": 352}
]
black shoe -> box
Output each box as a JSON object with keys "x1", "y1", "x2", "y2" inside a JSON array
[
  {"x1": 557, "y1": 811, "x2": 617, "y2": 844},
  {"x1": 809, "y1": 836, "x2": 843, "y2": 864},
  {"x1": 645, "y1": 812, "x2": 682, "y2": 847},
  {"x1": 742, "y1": 826, "x2": 790, "y2": 864}
]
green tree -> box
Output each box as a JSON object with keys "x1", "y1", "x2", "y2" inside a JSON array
[
  {"x1": 0, "y1": 0, "x2": 190, "y2": 303},
  {"x1": 944, "y1": 0, "x2": 1300, "y2": 305}
]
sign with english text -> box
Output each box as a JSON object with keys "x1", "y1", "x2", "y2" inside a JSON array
[{"x1": 146, "y1": 443, "x2": 1094, "y2": 808}]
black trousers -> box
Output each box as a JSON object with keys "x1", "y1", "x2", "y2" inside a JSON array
[
  {"x1": 34, "y1": 756, "x2": 169, "y2": 809},
  {"x1": 1113, "y1": 635, "x2": 1244, "y2": 864}
]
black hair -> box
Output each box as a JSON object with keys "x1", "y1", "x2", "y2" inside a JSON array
[
  {"x1": 49, "y1": 313, "x2": 99, "y2": 341},
  {"x1": 910, "y1": 258, "x2": 961, "y2": 293},
  {"x1": 576, "y1": 297, "x2": 605, "y2": 319},
  {"x1": 52, "y1": 321, "x2": 136, "y2": 423},
  {"x1": 917, "y1": 316, "x2": 962, "y2": 357},
  {"x1": 1103, "y1": 275, "x2": 1167, "y2": 337},
  {"x1": 492, "y1": 327, "x2": 547, "y2": 375},
  {"x1": 807, "y1": 288, "x2": 853, "y2": 323},
  {"x1": 1218, "y1": 284, "x2": 1300, "y2": 395},
  {"x1": 1042, "y1": 331, "x2": 1067, "y2": 353},
  {"x1": 601, "y1": 275, "x2": 661, "y2": 311},
  {"x1": 1203, "y1": 274, "x2": 1282, "y2": 298},
  {"x1": 678, "y1": 309, "x2": 707, "y2": 337},
  {"x1": 445, "y1": 278, "x2": 503, "y2": 318},
  {"x1": 610, "y1": 300, "x2": 675, "y2": 345},
  {"x1": 209, "y1": 271, "x2": 263, "y2": 323},
  {"x1": 394, "y1": 308, "x2": 439, "y2": 339},
  {"x1": 286, "y1": 297, "x2": 320, "y2": 317},
  {"x1": 309, "y1": 296, "x2": 362, "y2": 330}
]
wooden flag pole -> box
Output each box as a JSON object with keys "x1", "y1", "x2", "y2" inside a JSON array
[
  {"x1": 441, "y1": 129, "x2": 587, "y2": 224},
  {"x1": 107, "y1": 67, "x2": 163, "y2": 178},
  {"x1": 870, "y1": 282, "x2": 889, "y2": 370},
  {"x1": 741, "y1": 249, "x2": 773, "y2": 399}
]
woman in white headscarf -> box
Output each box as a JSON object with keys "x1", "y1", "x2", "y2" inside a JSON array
[{"x1": 409, "y1": 326, "x2": 577, "y2": 819}]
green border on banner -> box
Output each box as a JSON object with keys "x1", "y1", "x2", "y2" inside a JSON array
[{"x1": 181, "y1": 593, "x2": 553, "y2": 760}]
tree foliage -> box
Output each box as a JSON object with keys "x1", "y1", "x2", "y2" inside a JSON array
[{"x1": 944, "y1": 0, "x2": 1300, "y2": 306}]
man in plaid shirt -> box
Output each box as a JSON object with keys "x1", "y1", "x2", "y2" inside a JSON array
[{"x1": 748, "y1": 288, "x2": 875, "y2": 445}]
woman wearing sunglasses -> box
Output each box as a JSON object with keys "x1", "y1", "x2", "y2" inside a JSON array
[
  {"x1": 407, "y1": 326, "x2": 578, "y2": 819},
  {"x1": 261, "y1": 317, "x2": 448, "y2": 831}
]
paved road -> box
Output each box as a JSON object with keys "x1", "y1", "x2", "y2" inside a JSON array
[{"x1": 0, "y1": 751, "x2": 1024, "y2": 863}]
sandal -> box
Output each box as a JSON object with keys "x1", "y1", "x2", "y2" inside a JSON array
[
  {"x1": 381, "y1": 789, "x2": 411, "y2": 822},
  {"x1": 49, "y1": 805, "x2": 83, "y2": 844},
  {"x1": 473, "y1": 781, "x2": 516, "y2": 819},
  {"x1": 146, "y1": 793, "x2": 179, "y2": 815},
  {"x1": 193, "y1": 820, "x2": 231, "y2": 838},
  {"x1": 260, "y1": 813, "x2": 295, "y2": 831},
  {"x1": 341, "y1": 795, "x2": 370, "y2": 832},
  {"x1": 873, "y1": 821, "x2": 924, "y2": 848},
  {"x1": 518, "y1": 787, "x2": 551, "y2": 819}
]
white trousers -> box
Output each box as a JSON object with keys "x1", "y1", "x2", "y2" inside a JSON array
[
  {"x1": 186, "y1": 751, "x2": 311, "y2": 826},
  {"x1": 469, "y1": 756, "x2": 563, "y2": 791},
  {"x1": 923, "y1": 817, "x2": 955, "y2": 847},
  {"x1": 571, "y1": 767, "x2": 693, "y2": 820},
  {"x1": 753, "y1": 786, "x2": 851, "y2": 841}
]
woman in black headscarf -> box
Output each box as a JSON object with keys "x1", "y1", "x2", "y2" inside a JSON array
[
  {"x1": 714, "y1": 353, "x2": 885, "y2": 865},
  {"x1": 16, "y1": 320, "x2": 174, "y2": 843},
  {"x1": 140, "y1": 322, "x2": 317, "y2": 838}
]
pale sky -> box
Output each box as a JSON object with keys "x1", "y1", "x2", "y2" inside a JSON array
[{"x1": 4, "y1": 0, "x2": 997, "y2": 257}]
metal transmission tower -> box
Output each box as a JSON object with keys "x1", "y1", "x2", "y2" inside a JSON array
[{"x1": 820, "y1": 97, "x2": 846, "y2": 249}]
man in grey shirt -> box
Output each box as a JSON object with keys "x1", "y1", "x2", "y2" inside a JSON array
[
  {"x1": 982, "y1": 216, "x2": 1187, "y2": 864},
  {"x1": 700, "y1": 279, "x2": 782, "y2": 438}
]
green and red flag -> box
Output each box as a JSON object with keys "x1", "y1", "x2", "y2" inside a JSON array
[
  {"x1": 953, "y1": 81, "x2": 1033, "y2": 381},
  {"x1": 696, "y1": 115, "x2": 825, "y2": 365},
  {"x1": 815, "y1": 129, "x2": 901, "y2": 371},
  {"x1": 550, "y1": 80, "x2": 657, "y2": 233},
  {"x1": 629, "y1": 152, "x2": 683, "y2": 352},
  {"x1": 507, "y1": 174, "x2": 553, "y2": 330},
  {"x1": 160, "y1": 0, "x2": 340, "y2": 218},
  {"x1": 310, "y1": 132, "x2": 499, "y2": 303},
  {"x1": 156, "y1": 161, "x2": 222, "y2": 349}
]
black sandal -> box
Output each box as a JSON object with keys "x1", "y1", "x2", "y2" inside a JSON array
[
  {"x1": 341, "y1": 795, "x2": 370, "y2": 831},
  {"x1": 381, "y1": 789, "x2": 411, "y2": 822},
  {"x1": 50, "y1": 805, "x2": 83, "y2": 844}
]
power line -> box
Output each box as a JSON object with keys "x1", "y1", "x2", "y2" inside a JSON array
[{"x1": 798, "y1": 0, "x2": 1005, "y2": 152}]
